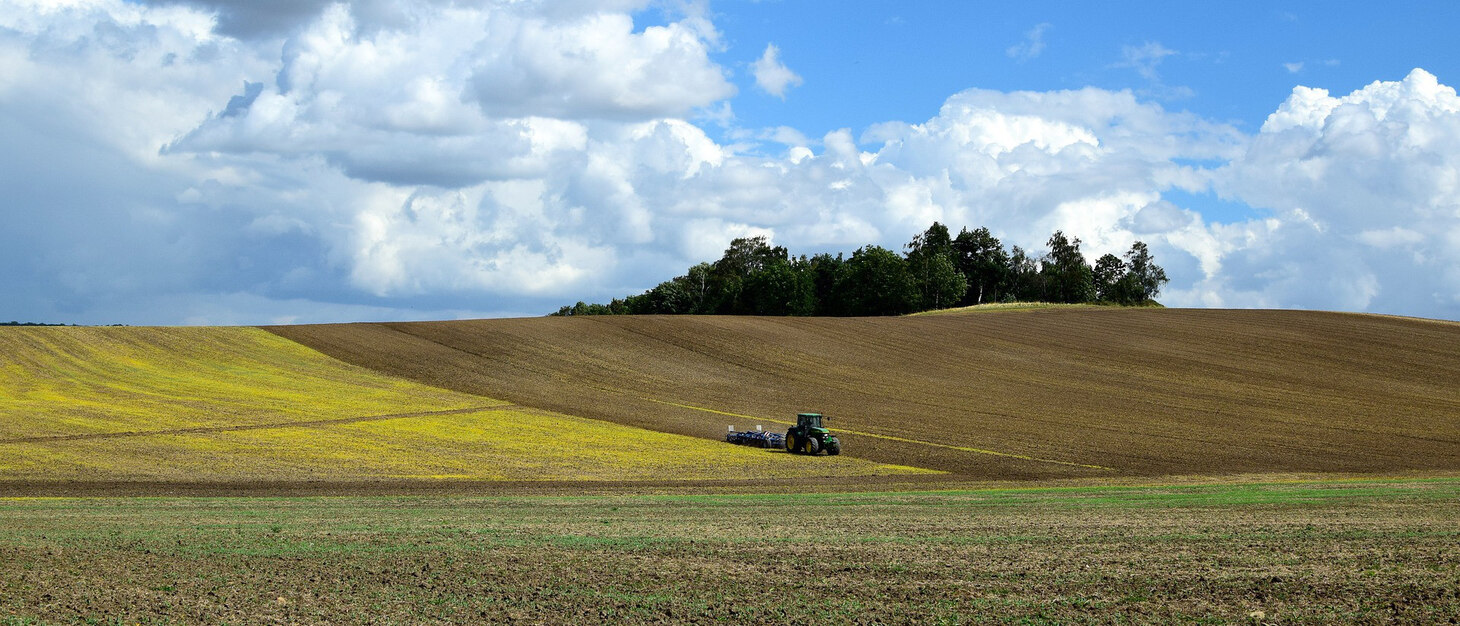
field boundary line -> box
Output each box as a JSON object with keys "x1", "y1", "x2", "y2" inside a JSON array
[
  {"x1": 644, "y1": 398, "x2": 1116, "y2": 471},
  {"x1": 0, "y1": 405, "x2": 514, "y2": 444}
]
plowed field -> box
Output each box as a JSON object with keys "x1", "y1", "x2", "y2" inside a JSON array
[{"x1": 270, "y1": 308, "x2": 1460, "y2": 480}]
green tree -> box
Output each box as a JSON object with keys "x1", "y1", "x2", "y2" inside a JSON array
[
  {"x1": 952, "y1": 226, "x2": 1011, "y2": 305},
  {"x1": 905, "y1": 222, "x2": 954, "y2": 258},
  {"x1": 679, "y1": 263, "x2": 716, "y2": 313},
  {"x1": 1008, "y1": 245, "x2": 1043, "y2": 302},
  {"x1": 905, "y1": 222, "x2": 966, "y2": 311},
  {"x1": 1121, "y1": 241, "x2": 1168, "y2": 304},
  {"x1": 743, "y1": 257, "x2": 815, "y2": 315},
  {"x1": 833, "y1": 245, "x2": 918, "y2": 316},
  {"x1": 634, "y1": 279, "x2": 694, "y2": 314},
  {"x1": 806, "y1": 252, "x2": 844, "y2": 315},
  {"x1": 709, "y1": 236, "x2": 789, "y2": 313},
  {"x1": 1040, "y1": 231, "x2": 1094, "y2": 303},
  {"x1": 1092, "y1": 253, "x2": 1127, "y2": 303},
  {"x1": 908, "y1": 253, "x2": 966, "y2": 311}
]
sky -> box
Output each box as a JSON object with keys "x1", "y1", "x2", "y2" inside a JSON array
[{"x1": 2, "y1": 0, "x2": 1459, "y2": 325}]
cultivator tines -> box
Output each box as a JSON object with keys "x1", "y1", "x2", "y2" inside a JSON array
[{"x1": 725, "y1": 425, "x2": 785, "y2": 449}]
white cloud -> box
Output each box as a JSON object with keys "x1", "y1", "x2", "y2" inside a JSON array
[
  {"x1": 468, "y1": 10, "x2": 734, "y2": 119},
  {"x1": 1118, "y1": 41, "x2": 1178, "y2": 81},
  {"x1": 750, "y1": 43, "x2": 803, "y2": 99},
  {"x1": 3, "y1": 2, "x2": 1460, "y2": 324},
  {"x1": 1284, "y1": 61, "x2": 1304, "y2": 73},
  {"x1": 1006, "y1": 23, "x2": 1050, "y2": 61},
  {"x1": 1213, "y1": 68, "x2": 1460, "y2": 316}
]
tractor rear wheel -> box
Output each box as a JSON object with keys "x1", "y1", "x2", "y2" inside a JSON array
[
  {"x1": 807, "y1": 438, "x2": 821, "y2": 455},
  {"x1": 785, "y1": 434, "x2": 798, "y2": 454}
]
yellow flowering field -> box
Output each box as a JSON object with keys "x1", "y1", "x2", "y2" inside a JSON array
[
  {"x1": 0, "y1": 326, "x2": 936, "y2": 481},
  {"x1": 0, "y1": 326, "x2": 489, "y2": 438},
  {"x1": 2, "y1": 408, "x2": 936, "y2": 481}
]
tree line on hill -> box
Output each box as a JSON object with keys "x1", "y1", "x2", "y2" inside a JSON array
[{"x1": 552, "y1": 222, "x2": 1168, "y2": 317}]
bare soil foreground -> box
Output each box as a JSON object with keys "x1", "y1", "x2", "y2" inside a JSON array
[
  {"x1": 4, "y1": 478, "x2": 1458, "y2": 624},
  {"x1": 269, "y1": 308, "x2": 1460, "y2": 481}
]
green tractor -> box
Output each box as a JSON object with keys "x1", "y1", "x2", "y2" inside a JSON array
[{"x1": 785, "y1": 413, "x2": 840, "y2": 456}]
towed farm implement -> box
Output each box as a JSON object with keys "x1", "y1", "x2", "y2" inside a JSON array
[
  {"x1": 725, "y1": 424, "x2": 784, "y2": 449},
  {"x1": 726, "y1": 412, "x2": 841, "y2": 456}
]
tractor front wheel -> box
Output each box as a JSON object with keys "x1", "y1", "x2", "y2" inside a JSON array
[
  {"x1": 807, "y1": 437, "x2": 821, "y2": 455},
  {"x1": 825, "y1": 441, "x2": 841, "y2": 456}
]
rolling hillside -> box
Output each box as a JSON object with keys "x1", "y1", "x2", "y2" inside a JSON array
[
  {"x1": 270, "y1": 308, "x2": 1460, "y2": 480},
  {"x1": 0, "y1": 326, "x2": 926, "y2": 483}
]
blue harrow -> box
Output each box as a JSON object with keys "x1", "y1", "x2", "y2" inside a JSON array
[{"x1": 724, "y1": 425, "x2": 785, "y2": 449}]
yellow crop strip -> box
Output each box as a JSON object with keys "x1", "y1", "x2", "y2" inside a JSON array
[
  {"x1": 0, "y1": 326, "x2": 487, "y2": 439},
  {"x1": 645, "y1": 398, "x2": 1115, "y2": 471},
  {"x1": 0, "y1": 409, "x2": 940, "y2": 481},
  {"x1": 0, "y1": 326, "x2": 936, "y2": 481}
]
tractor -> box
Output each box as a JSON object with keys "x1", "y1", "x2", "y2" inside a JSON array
[{"x1": 785, "y1": 412, "x2": 840, "y2": 455}]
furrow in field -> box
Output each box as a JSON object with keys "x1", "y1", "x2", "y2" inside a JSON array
[{"x1": 0, "y1": 405, "x2": 512, "y2": 444}]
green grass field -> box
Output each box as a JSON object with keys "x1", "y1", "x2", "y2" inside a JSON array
[{"x1": 4, "y1": 477, "x2": 1458, "y2": 624}]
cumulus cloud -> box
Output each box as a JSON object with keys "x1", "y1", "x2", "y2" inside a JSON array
[
  {"x1": 1213, "y1": 68, "x2": 1460, "y2": 315},
  {"x1": 3, "y1": 2, "x2": 1459, "y2": 324},
  {"x1": 750, "y1": 43, "x2": 803, "y2": 99},
  {"x1": 468, "y1": 10, "x2": 734, "y2": 119}
]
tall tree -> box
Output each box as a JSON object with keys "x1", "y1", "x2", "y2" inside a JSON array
[
  {"x1": 708, "y1": 236, "x2": 789, "y2": 313},
  {"x1": 905, "y1": 222, "x2": 965, "y2": 311},
  {"x1": 905, "y1": 222, "x2": 953, "y2": 258},
  {"x1": 908, "y1": 253, "x2": 966, "y2": 311},
  {"x1": 1040, "y1": 231, "x2": 1094, "y2": 304},
  {"x1": 743, "y1": 257, "x2": 814, "y2": 315},
  {"x1": 713, "y1": 236, "x2": 786, "y2": 278},
  {"x1": 952, "y1": 226, "x2": 1011, "y2": 305},
  {"x1": 833, "y1": 245, "x2": 918, "y2": 316},
  {"x1": 1092, "y1": 253, "x2": 1127, "y2": 303},
  {"x1": 681, "y1": 262, "x2": 715, "y2": 313},
  {"x1": 806, "y1": 252, "x2": 844, "y2": 316},
  {"x1": 1008, "y1": 245, "x2": 1043, "y2": 302},
  {"x1": 1121, "y1": 241, "x2": 1169, "y2": 304}
]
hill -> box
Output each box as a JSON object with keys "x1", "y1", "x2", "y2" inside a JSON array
[
  {"x1": 0, "y1": 326, "x2": 925, "y2": 483},
  {"x1": 269, "y1": 308, "x2": 1460, "y2": 480}
]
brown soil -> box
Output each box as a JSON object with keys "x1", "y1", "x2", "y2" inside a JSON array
[{"x1": 265, "y1": 308, "x2": 1460, "y2": 481}]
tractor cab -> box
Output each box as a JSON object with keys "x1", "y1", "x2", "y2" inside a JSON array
[{"x1": 796, "y1": 413, "x2": 824, "y2": 431}]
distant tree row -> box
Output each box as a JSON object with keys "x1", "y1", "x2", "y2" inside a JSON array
[{"x1": 552, "y1": 222, "x2": 1168, "y2": 317}]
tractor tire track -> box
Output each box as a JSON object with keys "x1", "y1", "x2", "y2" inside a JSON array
[{"x1": 0, "y1": 405, "x2": 513, "y2": 444}]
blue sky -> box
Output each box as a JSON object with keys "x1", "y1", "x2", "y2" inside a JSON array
[
  {"x1": 2, "y1": 0, "x2": 1460, "y2": 324},
  {"x1": 715, "y1": 2, "x2": 1458, "y2": 135}
]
